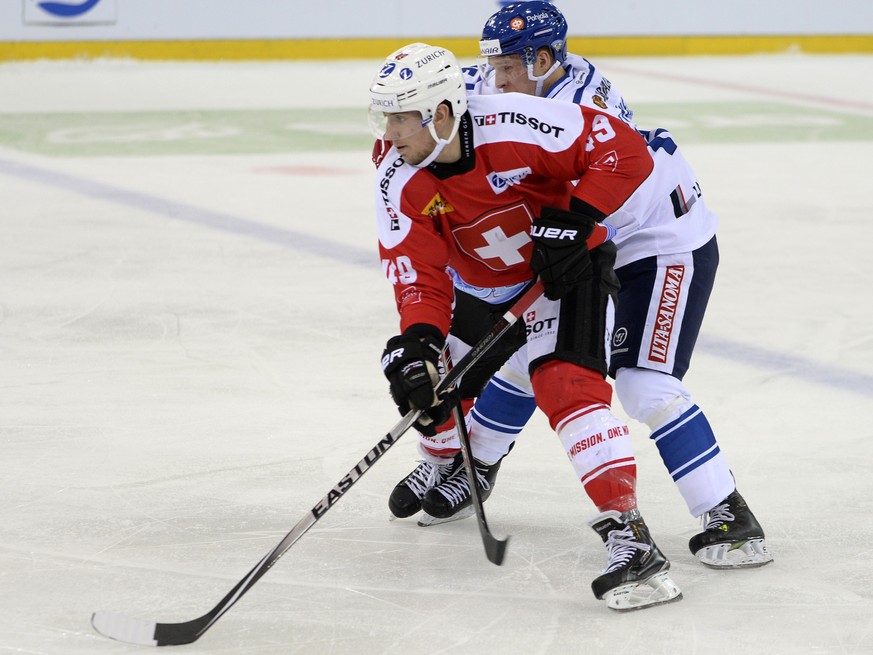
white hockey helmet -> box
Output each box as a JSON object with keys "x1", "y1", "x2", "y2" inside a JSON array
[{"x1": 368, "y1": 43, "x2": 467, "y2": 167}]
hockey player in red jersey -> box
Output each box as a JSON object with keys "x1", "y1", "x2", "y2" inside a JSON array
[
  {"x1": 385, "y1": 2, "x2": 772, "y2": 572},
  {"x1": 370, "y1": 42, "x2": 682, "y2": 610}
]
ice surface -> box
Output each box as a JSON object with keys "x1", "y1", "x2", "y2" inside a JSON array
[{"x1": 1, "y1": 54, "x2": 872, "y2": 654}]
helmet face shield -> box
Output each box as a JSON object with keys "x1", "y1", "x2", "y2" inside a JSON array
[
  {"x1": 483, "y1": 53, "x2": 531, "y2": 88},
  {"x1": 367, "y1": 106, "x2": 430, "y2": 141}
]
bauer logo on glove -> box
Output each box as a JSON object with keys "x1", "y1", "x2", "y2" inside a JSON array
[
  {"x1": 381, "y1": 334, "x2": 452, "y2": 436},
  {"x1": 530, "y1": 224, "x2": 580, "y2": 241},
  {"x1": 529, "y1": 206, "x2": 597, "y2": 300}
]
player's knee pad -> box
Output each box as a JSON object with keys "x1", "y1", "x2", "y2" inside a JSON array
[
  {"x1": 614, "y1": 367, "x2": 694, "y2": 431},
  {"x1": 531, "y1": 359, "x2": 613, "y2": 431}
]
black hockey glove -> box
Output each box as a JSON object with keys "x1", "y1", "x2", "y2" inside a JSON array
[
  {"x1": 529, "y1": 206, "x2": 597, "y2": 300},
  {"x1": 381, "y1": 334, "x2": 452, "y2": 436}
]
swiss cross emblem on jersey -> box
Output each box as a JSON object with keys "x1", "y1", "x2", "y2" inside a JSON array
[{"x1": 451, "y1": 202, "x2": 535, "y2": 272}]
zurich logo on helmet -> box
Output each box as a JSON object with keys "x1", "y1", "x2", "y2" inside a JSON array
[
  {"x1": 379, "y1": 62, "x2": 397, "y2": 78},
  {"x1": 399, "y1": 68, "x2": 413, "y2": 80}
]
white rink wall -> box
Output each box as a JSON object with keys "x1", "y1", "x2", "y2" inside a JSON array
[{"x1": 3, "y1": 0, "x2": 873, "y2": 41}]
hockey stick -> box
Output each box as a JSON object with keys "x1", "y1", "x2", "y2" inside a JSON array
[
  {"x1": 452, "y1": 401, "x2": 509, "y2": 565},
  {"x1": 91, "y1": 279, "x2": 543, "y2": 647}
]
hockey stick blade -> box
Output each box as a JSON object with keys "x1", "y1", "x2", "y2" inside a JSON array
[
  {"x1": 90, "y1": 279, "x2": 543, "y2": 646},
  {"x1": 91, "y1": 611, "x2": 203, "y2": 647},
  {"x1": 452, "y1": 402, "x2": 509, "y2": 566},
  {"x1": 91, "y1": 410, "x2": 421, "y2": 647}
]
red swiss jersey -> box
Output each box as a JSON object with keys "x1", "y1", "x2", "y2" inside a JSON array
[{"x1": 374, "y1": 93, "x2": 653, "y2": 335}]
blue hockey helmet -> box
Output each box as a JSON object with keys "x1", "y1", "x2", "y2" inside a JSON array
[{"x1": 480, "y1": 1, "x2": 568, "y2": 66}]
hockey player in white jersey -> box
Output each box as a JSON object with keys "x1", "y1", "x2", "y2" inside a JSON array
[{"x1": 386, "y1": 1, "x2": 772, "y2": 570}]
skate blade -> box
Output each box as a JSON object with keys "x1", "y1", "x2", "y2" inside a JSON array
[
  {"x1": 388, "y1": 512, "x2": 421, "y2": 522},
  {"x1": 695, "y1": 538, "x2": 773, "y2": 569},
  {"x1": 603, "y1": 571, "x2": 683, "y2": 612},
  {"x1": 417, "y1": 506, "x2": 475, "y2": 527}
]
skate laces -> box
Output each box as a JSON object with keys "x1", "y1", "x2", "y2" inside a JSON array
[
  {"x1": 701, "y1": 502, "x2": 735, "y2": 531},
  {"x1": 404, "y1": 459, "x2": 454, "y2": 498},
  {"x1": 602, "y1": 525, "x2": 652, "y2": 574},
  {"x1": 433, "y1": 464, "x2": 490, "y2": 507}
]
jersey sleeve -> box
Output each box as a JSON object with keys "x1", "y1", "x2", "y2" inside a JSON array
[
  {"x1": 374, "y1": 163, "x2": 455, "y2": 336},
  {"x1": 560, "y1": 54, "x2": 637, "y2": 129},
  {"x1": 569, "y1": 105, "x2": 654, "y2": 220}
]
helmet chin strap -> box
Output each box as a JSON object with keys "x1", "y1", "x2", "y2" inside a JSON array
[
  {"x1": 527, "y1": 59, "x2": 563, "y2": 97},
  {"x1": 409, "y1": 115, "x2": 462, "y2": 169}
]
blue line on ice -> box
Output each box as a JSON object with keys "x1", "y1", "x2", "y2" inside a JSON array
[{"x1": 3, "y1": 156, "x2": 870, "y2": 397}]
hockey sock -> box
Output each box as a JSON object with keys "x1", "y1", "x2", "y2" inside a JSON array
[
  {"x1": 557, "y1": 408, "x2": 637, "y2": 513},
  {"x1": 533, "y1": 360, "x2": 637, "y2": 512},
  {"x1": 650, "y1": 404, "x2": 734, "y2": 516},
  {"x1": 469, "y1": 377, "x2": 537, "y2": 464}
]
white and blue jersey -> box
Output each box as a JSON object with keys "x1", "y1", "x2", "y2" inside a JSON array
[
  {"x1": 466, "y1": 54, "x2": 718, "y2": 269},
  {"x1": 465, "y1": 53, "x2": 635, "y2": 127}
]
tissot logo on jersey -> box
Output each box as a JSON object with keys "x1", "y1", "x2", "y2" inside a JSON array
[
  {"x1": 473, "y1": 112, "x2": 565, "y2": 137},
  {"x1": 379, "y1": 156, "x2": 405, "y2": 209},
  {"x1": 386, "y1": 206, "x2": 399, "y2": 230},
  {"x1": 526, "y1": 315, "x2": 557, "y2": 336}
]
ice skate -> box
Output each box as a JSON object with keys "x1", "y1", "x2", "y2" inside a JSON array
[
  {"x1": 388, "y1": 451, "x2": 463, "y2": 519},
  {"x1": 589, "y1": 509, "x2": 683, "y2": 611},
  {"x1": 420, "y1": 458, "x2": 501, "y2": 520},
  {"x1": 689, "y1": 489, "x2": 773, "y2": 568}
]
